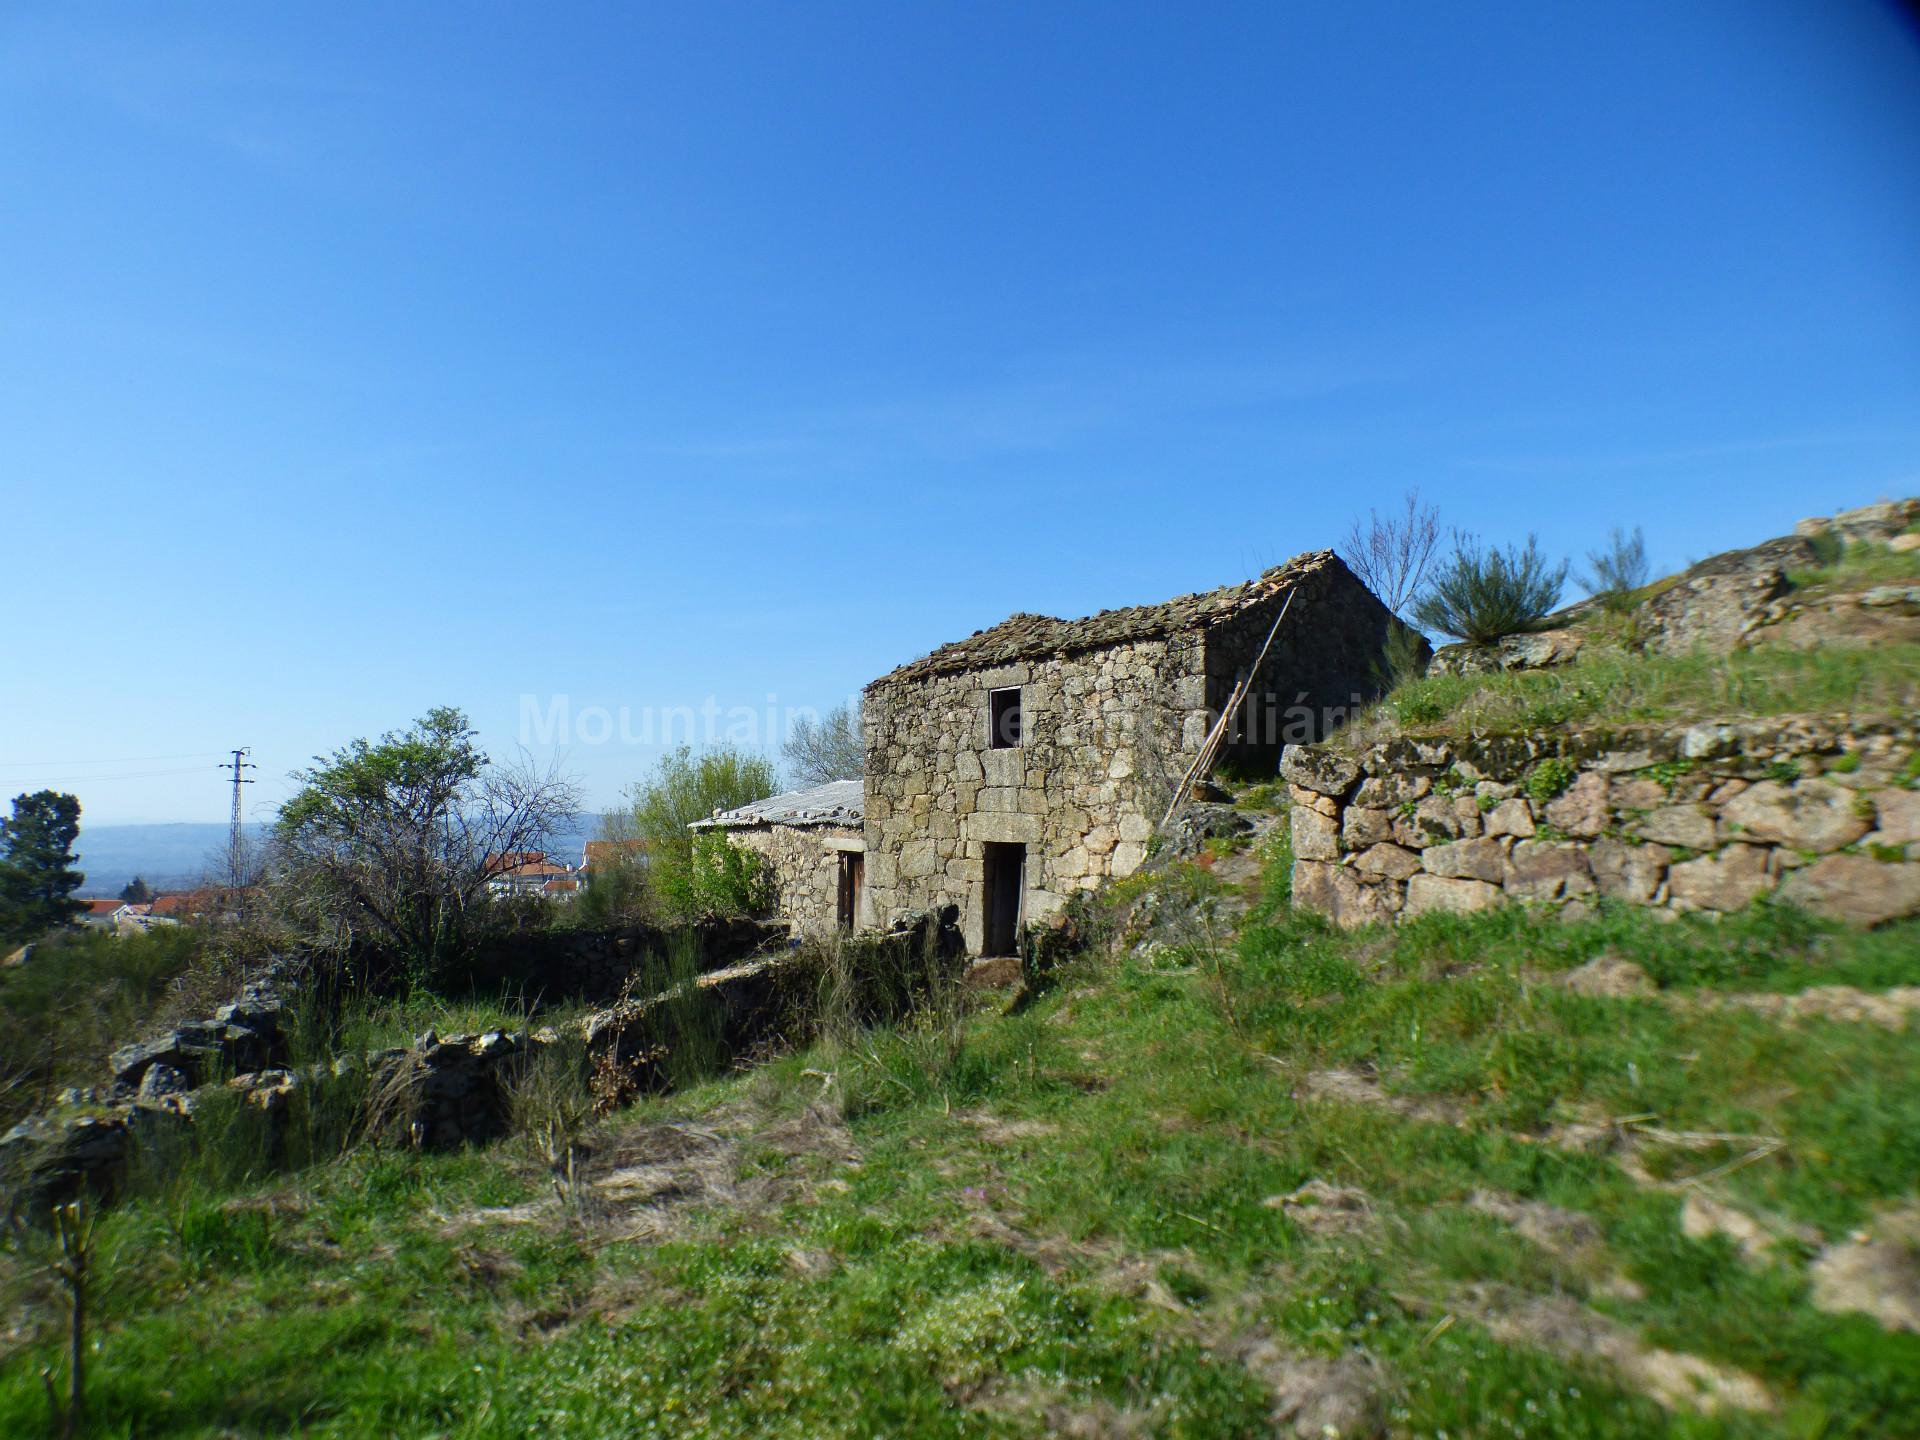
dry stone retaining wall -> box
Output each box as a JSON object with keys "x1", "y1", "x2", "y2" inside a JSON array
[{"x1": 1283, "y1": 717, "x2": 1920, "y2": 929}]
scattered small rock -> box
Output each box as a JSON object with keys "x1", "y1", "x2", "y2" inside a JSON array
[{"x1": 1559, "y1": 955, "x2": 1655, "y2": 1000}]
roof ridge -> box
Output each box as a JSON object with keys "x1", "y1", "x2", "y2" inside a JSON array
[{"x1": 870, "y1": 548, "x2": 1338, "y2": 686}]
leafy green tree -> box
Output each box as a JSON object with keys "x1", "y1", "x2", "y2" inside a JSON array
[
  {"x1": 274, "y1": 707, "x2": 580, "y2": 988},
  {"x1": 0, "y1": 790, "x2": 85, "y2": 944},
  {"x1": 118, "y1": 876, "x2": 154, "y2": 904},
  {"x1": 627, "y1": 746, "x2": 777, "y2": 920},
  {"x1": 655, "y1": 832, "x2": 775, "y2": 920}
]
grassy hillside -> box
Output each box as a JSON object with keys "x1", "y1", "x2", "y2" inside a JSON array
[
  {"x1": 1359, "y1": 643, "x2": 1920, "y2": 741},
  {"x1": 5, "y1": 835, "x2": 1918, "y2": 1438}
]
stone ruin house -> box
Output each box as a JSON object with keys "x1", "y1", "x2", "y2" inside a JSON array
[
  {"x1": 860, "y1": 549, "x2": 1398, "y2": 955},
  {"x1": 692, "y1": 779, "x2": 867, "y2": 939}
]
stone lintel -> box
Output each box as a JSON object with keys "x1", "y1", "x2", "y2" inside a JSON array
[{"x1": 964, "y1": 811, "x2": 1043, "y2": 845}]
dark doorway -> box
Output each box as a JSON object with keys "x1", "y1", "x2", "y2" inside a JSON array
[
  {"x1": 982, "y1": 842, "x2": 1026, "y2": 956},
  {"x1": 837, "y1": 851, "x2": 864, "y2": 931}
]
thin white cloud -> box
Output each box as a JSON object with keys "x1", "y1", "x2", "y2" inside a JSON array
[
  {"x1": 1456, "y1": 430, "x2": 1898, "y2": 476},
  {"x1": 652, "y1": 348, "x2": 1402, "y2": 467}
]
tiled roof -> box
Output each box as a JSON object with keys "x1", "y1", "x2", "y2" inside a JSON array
[
  {"x1": 870, "y1": 549, "x2": 1340, "y2": 685},
  {"x1": 483, "y1": 850, "x2": 549, "y2": 876},
  {"x1": 582, "y1": 839, "x2": 648, "y2": 868},
  {"x1": 496, "y1": 860, "x2": 570, "y2": 879},
  {"x1": 693, "y1": 779, "x2": 864, "y2": 830}
]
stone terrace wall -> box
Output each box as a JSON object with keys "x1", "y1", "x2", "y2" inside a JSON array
[{"x1": 1283, "y1": 717, "x2": 1920, "y2": 929}]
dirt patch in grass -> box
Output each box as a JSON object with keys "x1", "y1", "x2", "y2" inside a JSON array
[
  {"x1": 968, "y1": 1378, "x2": 1162, "y2": 1438},
  {"x1": 437, "y1": 1099, "x2": 860, "y2": 1245},
  {"x1": 954, "y1": 1109, "x2": 1060, "y2": 1143},
  {"x1": 1232, "y1": 1338, "x2": 1388, "y2": 1440},
  {"x1": 590, "y1": 1100, "x2": 859, "y2": 1241},
  {"x1": 1301, "y1": 1065, "x2": 1472, "y2": 1127},
  {"x1": 1680, "y1": 984, "x2": 1920, "y2": 1031},
  {"x1": 1678, "y1": 1190, "x2": 1818, "y2": 1264},
  {"x1": 1809, "y1": 1204, "x2": 1920, "y2": 1334},
  {"x1": 1458, "y1": 1285, "x2": 1774, "y2": 1415},
  {"x1": 1264, "y1": 1179, "x2": 1375, "y2": 1237},
  {"x1": 1466, "y1": 1190, "x2": 1643, "y2": 1301}
]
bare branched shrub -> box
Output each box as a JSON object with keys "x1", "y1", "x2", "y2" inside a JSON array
[
  {"x1": 1340, "y1": 488, "x2": 1443, "y2": 618},
  {"x1": 2, "y1": 1198, "x2": 98, "y2": 1437},
  {"x1": 1413, "y1": 534, "x2": 1569, "y2": 644},
  {"x1": 782, "y1": 702, "x2": 865, "y2": 785}
]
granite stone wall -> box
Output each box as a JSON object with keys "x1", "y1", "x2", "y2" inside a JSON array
[
  {"x1": 863, "y1": 634, "x2": 1197, "y2": 952},
  {"x1": 721, "y1": 823, "x2": 863, "y2": 939},
  {"x1": 1283, "y1": 718, "x2": 1920, "y2": 929}
]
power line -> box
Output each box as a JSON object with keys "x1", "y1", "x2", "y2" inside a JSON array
[
  {"x1": 19, "y1": 765, "x2": 227, "y2": 786},
  {"x1": 0, "y1": 752, "x2": 227, "y2": 769}
]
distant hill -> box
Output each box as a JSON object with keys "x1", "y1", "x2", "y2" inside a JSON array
[
  {"x1": 73, "y1": 821, "x2": 601, "y2": 898},
  {"x1": 74, "y1": 824, "x2": 263, "y2": 896}
]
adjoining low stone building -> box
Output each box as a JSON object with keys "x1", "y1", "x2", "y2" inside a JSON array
[
  {"x1": 862, "y1": 550, "x2": 1400, "y2": 955},
  {"x1": 692, "y1": 779, "x2": 867, "y2": 939}
]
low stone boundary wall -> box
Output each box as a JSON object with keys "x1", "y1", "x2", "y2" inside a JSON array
[{"x1": 1281, "y1": 717, "x2": 1920, "y2": 930}]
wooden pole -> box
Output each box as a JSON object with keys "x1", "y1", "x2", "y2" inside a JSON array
[{"x1": 1159, "y1": 586, "x2": 1297, "y2": 830}]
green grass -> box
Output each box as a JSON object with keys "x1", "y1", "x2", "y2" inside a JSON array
[
  {"x1": 5, "y1": 863, "x2": 1919, "y2": 1437},
  {"x1": 329, "y1": 991, "x2": 585, "y2": 1051},
  {"x1": 1785, "y1": 540, "x2": 1920, "y2": 595},
  {"x1": 0, "y1": 926, "x2": 205, "y2": 1130},
  {"x1": 1369, "y1": 642, "x2": 1920, "y2": 738}
]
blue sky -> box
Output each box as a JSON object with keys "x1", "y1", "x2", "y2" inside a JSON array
[{"x1": 3, "y1": 1, "x2": 1918, "y2": 826}]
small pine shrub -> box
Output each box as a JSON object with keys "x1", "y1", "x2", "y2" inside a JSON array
[
  {"x1": 1579, "y1": 526, "x2": 1650, "y2": 612},
  {"x1": 1370, "y1": 619, "x2": 1431, "y2": 691},
  {"x1": 1413, "y1": 534, "x2": 1568, "y2": 644}
]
